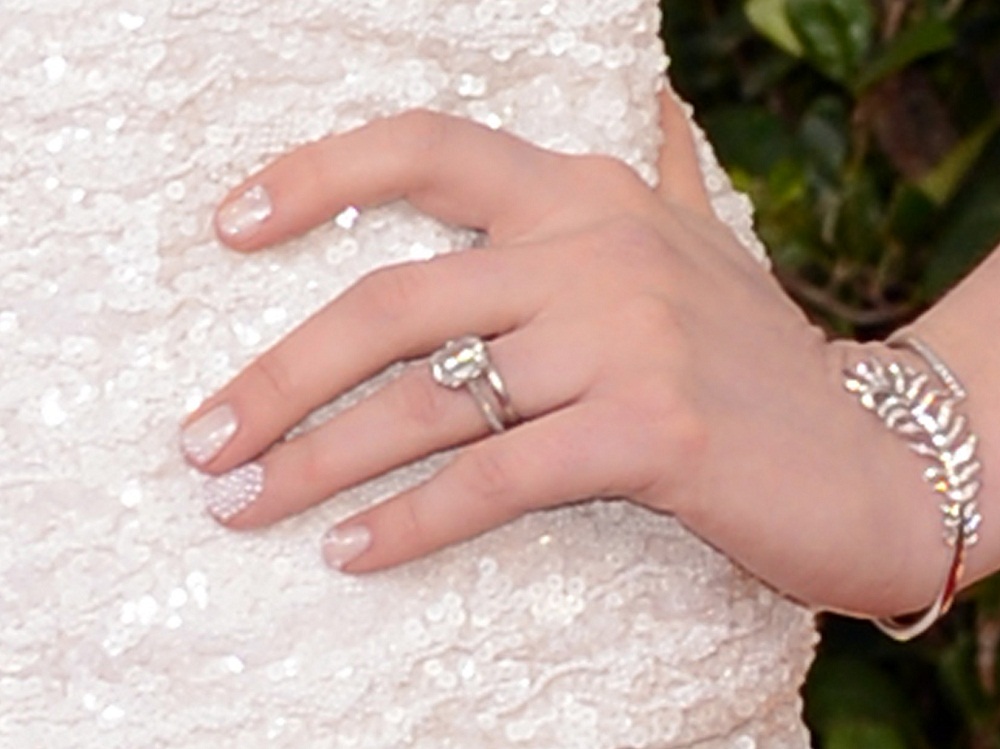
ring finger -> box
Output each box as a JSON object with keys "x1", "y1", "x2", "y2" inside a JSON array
[{"x1": 201, "y1": 319, "x2": 602, "y2": 527}]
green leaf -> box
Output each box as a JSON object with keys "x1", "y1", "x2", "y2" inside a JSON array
[
  {"x1": 768, "y1": 233, "x2": 816, "y2": 269},
  {"x1": 967, "y1": 575, "x2": 1000, "y2": 617},
  {"x1": 741, "y1": 53, "x2": 799, "y2": 98},
  {"x1": 923, "y1": 135, "x2": 1000, "y2": 296},
  {"x1": 798, "y1": 95, "x2": 849, "y2": 181},
  {"x1": 887, "y1": 184, "x2": 938, "y2": 245},
  {"x1": 937, "y1": 629, "x2": 992, "y2": 722},
  {"x1": 836, "y1": 169, "x2": 883, "y2": 261},
  {"x1": 702, "y1": 105, "x2": 796, "y2": 176},
  {"x1": 825, "y1": 721, "x2": 910, "y2": 749},
  {"x1": 786, "y1": 0, "x2": 875, "y2": 84},
  {"x1": 805, "y1": 654, "x2": 921, "y2": 743},
  {"x1": 856, "y1": 18, "x2": 955, "y2": 93},
  {"x1": 743, "y1": 0, "x2": 804, "y2": 56},
  {"x1": 917, "y1": 114, "x2": 1000, "y2": 206},
  {"x1": 766, "y1": 157, "x2": 809, "y2": 208}
]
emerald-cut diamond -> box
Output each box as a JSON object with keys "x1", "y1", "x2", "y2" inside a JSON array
[{"x1": 430, "y1": 336, "x2": 488, "y2": 388}]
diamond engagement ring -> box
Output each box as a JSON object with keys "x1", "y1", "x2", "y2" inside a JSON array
[{"x1": 430, "y1": 335, "x2": 519, "y2": 433}]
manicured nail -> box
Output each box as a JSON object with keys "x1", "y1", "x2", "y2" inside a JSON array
[
  {"x1": 181, "y1": 404, "x2": 238, "y2": 465},
  {"x1": 217, "y1": 184, "x2": 272, "y2": 238},
  {"x1": 203, "y1": 462, "x2": 264, "y2": 522},
  {"x1": 322, "y1": 526, "x2": 372, "y2": 570}
]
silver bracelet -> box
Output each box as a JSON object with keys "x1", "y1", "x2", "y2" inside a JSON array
[{"x1": 843, "y1": 334, "x2": 982, "y2": 641}]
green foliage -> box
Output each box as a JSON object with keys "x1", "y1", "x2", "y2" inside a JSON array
[
  {"x1": 662, "y1": 1, "x2": 1000, "y2": 746},
  {"x1": 665, "y1": 0, "x2": 1000, "y2": 336},
  {"x1": 786, "y1": 0, "x2": 876, "y2": 84}
]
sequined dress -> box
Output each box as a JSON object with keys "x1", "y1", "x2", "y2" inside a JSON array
[{"x1": 0, "y1": 1, "x2": 817, "y2": 747}]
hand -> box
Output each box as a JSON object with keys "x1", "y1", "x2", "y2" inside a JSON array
[{"x1": 182, "y1": 100, "x2": 948, "y2": 618}]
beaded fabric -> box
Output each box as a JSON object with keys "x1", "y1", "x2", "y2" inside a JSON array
[{"x1": 0, "y1": 1, "x2": 815, "y2": 747}]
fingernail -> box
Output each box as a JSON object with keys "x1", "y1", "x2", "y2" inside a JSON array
[
  {"x1": 181, "y1": 404, "x2": 238, "y2": 465},
  {"x1": 203, "y1": 462, "x2": 264, "y2": 522},
  {"x1": 322, "y1": 525, "x2": 372, "y2": 570},
  {"x1": 217, "y1": 184, "x2": 273, "y2": 238}
]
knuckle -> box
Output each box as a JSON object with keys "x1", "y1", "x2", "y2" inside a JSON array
[
  {"x1": 249, "y1": 351, "x2": 301, "y2": 403},
  {"x1": 354, "y1": 262, "x2": 430, "y2": 323},
  {"x1": 564, "y1": 155, "x2": 658, "y2": 217},
  {"x1": 614, "y1": 419, "x2": 657, "y2": 494},
  {"x1": 649, "y1": 388, "x2": 706, "y2": 463},
  {"x1": 617, "y1": 294, "x2": 677, "y2": 340},
  {"x1": 298, "y1": 139, "x2": 331, "y2": 190},
  {"x1": 620, "y1": 386, "x2": 707, "y2": 495},
  {"x1": 460, "y1": 448, "x2": 519, "y2": 507},
  {"x1": 298, "y1": 437, "x2": 333, "y2": 489},
  {"x1": 572, "y1": 154, "x2": 645, "y2": 193},
  {"x1": 601, "y1": 216, "x2": 666, "y2": 265},
  {"x1": 574, "y1": 217, "x2": 666, "y2": 277},
  {"x1": 665, "y1": 400, "x2": 708, "y2": 465},
  {"x1": 395, "y1": 495, "x2": 427, "y2": 544},
  {"x1": 389, "y1": 109, "x2": 451, "y2": 168},
  {"x1": 392, "y1": 371, "x2": 450, "y2": 429}
]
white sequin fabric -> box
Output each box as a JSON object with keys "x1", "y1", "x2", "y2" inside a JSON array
[{"x1": 0, "y1": 1, "x2": 815, "y2": 747}]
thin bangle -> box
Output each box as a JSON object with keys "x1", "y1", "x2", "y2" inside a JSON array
[{"x1": 843, "y1": 334, "x2": 982, "y2": 641}]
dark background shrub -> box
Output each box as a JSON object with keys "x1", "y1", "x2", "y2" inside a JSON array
[{"x1": 661, "y1": 1, "x2": 1000, "y2": 746}]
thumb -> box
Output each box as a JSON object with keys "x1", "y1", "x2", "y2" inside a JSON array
[{"x1": 655, "y1": 85, "x2": 715, "y2": 218}]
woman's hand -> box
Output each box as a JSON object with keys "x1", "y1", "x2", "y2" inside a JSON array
[{"x1": 181, "y1": 100, "x2": 952, "y2": 619}]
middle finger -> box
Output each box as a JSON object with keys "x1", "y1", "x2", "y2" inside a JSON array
[{"x1": 181, "y1": 242, "x2": 553, "y2": 474}]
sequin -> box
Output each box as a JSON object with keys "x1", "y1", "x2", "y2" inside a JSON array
[
  {"x1": 120, "y1": 482, "x2": 144, "y2": 508},
  {"x1": 118, "y1": 11, "x2": 146, "y2": 30},
  {"x1": 334, "y1": 205, "x2": 360, "y2": 229},
  {"x1": 165, "y1": 180, "x2": 186, "y2": 201},
  {"x1": 2, "y1": 1, "x2": 812, "y2": 746},
  {"x1": 43, "y1": 55, "x2": 68, "y2": 82}
]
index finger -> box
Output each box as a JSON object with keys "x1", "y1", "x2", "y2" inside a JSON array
[{"x1": 215, "y1": 110, "x2": 572, "y2": 249}]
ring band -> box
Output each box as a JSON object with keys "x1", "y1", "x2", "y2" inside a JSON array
[{"x1": 430, "y1": 335, "x2": 519, "y2": 433}]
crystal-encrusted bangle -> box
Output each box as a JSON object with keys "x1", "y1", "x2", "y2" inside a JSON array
[{"x1": 843, "y1": 334, "x2": 982, "y2": 641}]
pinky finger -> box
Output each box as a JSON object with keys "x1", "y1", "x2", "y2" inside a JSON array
[{"x1": 322, "y1": 404, "x2": 632, "y2": 573}]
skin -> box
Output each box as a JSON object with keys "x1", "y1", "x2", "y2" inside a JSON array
[{"x1": 184, "y1": 92, "x2": 1000, "y2": 622}]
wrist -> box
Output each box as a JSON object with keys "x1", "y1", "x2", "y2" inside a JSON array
[{"x1": 826, "y1": 337, "x2": 979, "y2": 634}]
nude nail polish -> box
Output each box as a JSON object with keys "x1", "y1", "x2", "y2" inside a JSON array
[
  {"x1": 322, "y1": 526, "x2": 372, "y2": 570},
  {"x1": 217, "y1": 184, "x2": 273, "y2": 238},
  {"x1": 181, "y1": 404, "x2": 238, "y2": 465},
  {"x1": 203, "y1": 462, "x2": 264, "y2": 522}
]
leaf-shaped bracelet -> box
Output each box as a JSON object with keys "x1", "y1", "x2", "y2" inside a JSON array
[{"x1": 844, "y1": 334, "x2": 982, "y2": 641}]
